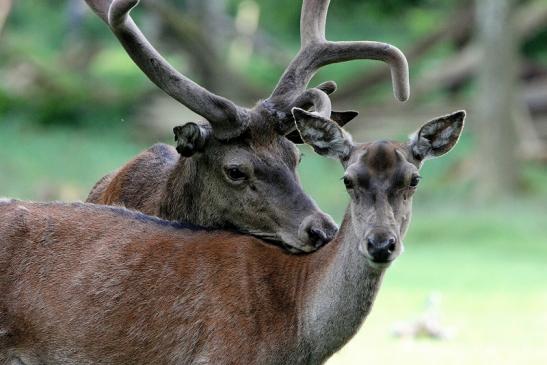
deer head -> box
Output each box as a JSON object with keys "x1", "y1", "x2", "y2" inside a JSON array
[
  {"x1": 294, "y1": 108, "x2": 465, "y2": 265},
  {"x1": 85, "y1": 0, "x2": 409, "y2": 252}
]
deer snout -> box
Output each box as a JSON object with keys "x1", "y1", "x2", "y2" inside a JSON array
[
  {"x1": 299, "y1": 213, "x2": 338, "y2": 250},
  {"x1": 363, "y1": 230, "x2": 398, "y2": 264}
]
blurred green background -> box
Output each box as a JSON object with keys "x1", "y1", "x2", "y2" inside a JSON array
[{"x1": 0, "y1": 0, "x2": 546, "y2": 364}]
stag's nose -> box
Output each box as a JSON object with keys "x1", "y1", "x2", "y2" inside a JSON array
[
  {"x1": 307, "y1": 227, "x2": 329, "y2": 248},
  {"x1": 365, "y1": 232, "x2": 398, "y2": 263},
  {"x1": 300, "y1": 213, "x2": 338, "y2": 249}
]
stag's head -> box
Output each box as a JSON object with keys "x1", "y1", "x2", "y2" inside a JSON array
[
  {"x1": 294, "y1": 108, "x2": 465, "y2": 266},
  {"x1": 86, "y1": 0, "x2": 410, "y2": 252},
  {"x1": 170, "y1": 110, "x2": 342, "y2": 252}
]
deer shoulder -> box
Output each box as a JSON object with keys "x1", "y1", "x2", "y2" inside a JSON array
[{"x1": 86, "y1": 143, "x2": 178, "y2": 215}]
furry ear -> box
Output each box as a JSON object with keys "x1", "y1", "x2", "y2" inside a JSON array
[
  {"x1": 173, "y1": 122, "x2": 212, "y2": 157},
  {"x1": 330, "y1": 110, "x2": 359, "y2": 127},
  {"x1": 286, "y1": 110, "x2": 358, "y2": 144},
  {"x1": 410, "y1": 110, "x2": 466, "y2": 160},
  {"x1": 292, "y1": 107, "x2": 353, "y2": 160}
]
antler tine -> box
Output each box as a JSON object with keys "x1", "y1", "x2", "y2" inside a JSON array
[
  {"x1": 300, "y1": 0, "x2": 329, "y2": 46},
  {"x1": 319, "y1": 41, "x2": 409, "y2": 101},
  {"x1": 269, "y1": 0, "x2": 410, "y2": 109},
  {"x1": 85, "y1": 0, "x2": 111, "y2": 23},
  {"x1": 86, "y1": 0, "x2": 249, "y2": 140}
]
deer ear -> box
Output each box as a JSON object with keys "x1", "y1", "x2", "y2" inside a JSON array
[
  {"x1": 286, "y1": 110, "x2": 358, "y2": 144},
  {"x1": 410, "y1": 110, "x2": 465, "y2": 160},
  {"x1": 173, "y1": 122, "x2": 212, "y2": 157},
  {"x1": 292, "y1": 107, "x2": 353, "y2": 160},
  {"x1": 330, "y1": 110, "x2": 359, "y2": 127}
]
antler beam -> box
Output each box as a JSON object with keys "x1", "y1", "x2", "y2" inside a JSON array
[{"x1": 269, "y1": 0, "x2": 410, "y2": 109}]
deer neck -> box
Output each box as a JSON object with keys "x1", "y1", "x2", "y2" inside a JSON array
[
  {"x1": 159, "y1": 156, "x2": 210, "y2": 225},
  {"x1": 297, "y1": 208, "x2": 386, "y2": 360}
]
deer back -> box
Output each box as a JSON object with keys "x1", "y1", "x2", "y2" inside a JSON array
[
  {"x1": 87, "y1": 143, "x2": 178, "y2": 215},
  {"x1": 0, "y1": 200, "x2": 309, "y2": 364}
]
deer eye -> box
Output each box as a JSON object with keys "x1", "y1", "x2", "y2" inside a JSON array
[
  {"x1": 409, "y1": 175, "x2": 421, "y2": 188},
  {"x1": 342, "y1": 176, "x2": 354, "y2": 190},
  {"x1": 225, "y1": 166, "x2": 248, "y2": 181}
]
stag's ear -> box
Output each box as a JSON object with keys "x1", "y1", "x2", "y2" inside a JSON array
[
  {"x1": 292, "y1": 107, "x2": 353, "y2": 160},
  {"x1": 286, "y1": 110, "x2": 358, "y2": 144},
  {"x1": 331, "y1": 110, "x2": 359, "y2": 127},
  {"x1": 173, "y1": 122, "x2": 212, "y2": 157},
  {"x1": 410, "y1": 110, "x2": 466, "y2": 161}
]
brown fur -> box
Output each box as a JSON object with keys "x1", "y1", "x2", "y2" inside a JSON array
[
  {"x1": 0, "y1": 201, "x2": 333, "y2": 364},
  {"x1": 87, "y1": 144, "x2": 176, "y2": 215},
  {"x1": 365, "y1": 141, "x2": 399, "y2": 172}
]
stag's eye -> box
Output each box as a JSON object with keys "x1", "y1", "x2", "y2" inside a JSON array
[
  {"x1": 409, "y1": 175, "x2": 421, "y2": 188},
  {"x1": 226, "y1": 167, "x2": 248, "y2": 181},
  {"x1": 342, "y1": 176, "x2": 354, "y2": 190}
]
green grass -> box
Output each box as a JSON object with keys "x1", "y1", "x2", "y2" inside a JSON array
[
  {"x1": 1, "y1": 121, "x2": 546, "y2": 364},
  {"x1": 0, "y1": 121, "x2": 150, "y2": 200}
]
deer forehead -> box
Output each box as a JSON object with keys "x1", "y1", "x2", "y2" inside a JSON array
[
  {"x1": 248, "y1": 132, "x2": 301, "y2": 164},
  {"x1": 346, "y1": 141, "x2": 417, "y2": 189},
  {"x1": 215, "y1": 136, "x2": 299, "y2": 168},
  {"x1": 350, "y1": 141, "x2": 406, "y2": 171},
  {"x1": 364, "y1": 141, "x2": 399, "y2": 171}
]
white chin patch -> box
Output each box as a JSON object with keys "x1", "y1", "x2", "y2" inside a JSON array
[{"x1": 366, "y1": 260, "x2": 392, "y2": 271}]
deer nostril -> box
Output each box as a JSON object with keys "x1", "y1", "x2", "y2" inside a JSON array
[
  {"x1": 387, "y1": 237, "x2": 396, "y2": 253},
  {"x1": 308, "y1": 228, "x2": 328, "y2": 247},
  {"x1": 367, "y1": 239, "x2": 374, "y2": 252},
  {"x1": 299, "y1": 213, "x2": 338, "y2": 249}
]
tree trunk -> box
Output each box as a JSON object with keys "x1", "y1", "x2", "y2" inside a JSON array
[
  {"x1": 0, "y1": 0, "x2": 12, "y2": 37},
  {"x1": 412, "y1": 0, "x2": 547, "y2": 102},
  {"x1": 474, "y1": 0, "x2": 519, "y2": 199}
]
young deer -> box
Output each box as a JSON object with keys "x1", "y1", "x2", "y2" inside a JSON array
[
  {"x1": 84, "y1": 0, "x2": 410, "y2": 252},
  {"x1": 0, "y1": 104, "x2": 465, "y2": 365}
]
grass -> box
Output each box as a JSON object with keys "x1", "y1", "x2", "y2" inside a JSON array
[
  {"x1": 1, "y1": 121, "x2": 546, "y2": 364},
  {"x1": 0, "y1": 121, "x2": 150, "y2": 200}
]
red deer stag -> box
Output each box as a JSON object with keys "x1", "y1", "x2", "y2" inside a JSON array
[
  {"x1": 84, "y1": 0, "x2": 409, "y2": 252},
  {"x1": 0, "y1": 104, "x2": 465, "y2": 364}
]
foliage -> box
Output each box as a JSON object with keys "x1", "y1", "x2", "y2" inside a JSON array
[
  {"x1": 1, "y1": 0, "x2": 546, "y2": 127},
  {"x1": 0, "y1": 0, "x2": 151, "y2": 126}
]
